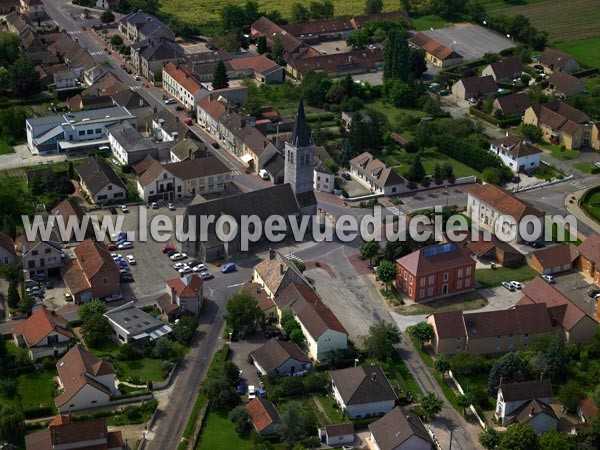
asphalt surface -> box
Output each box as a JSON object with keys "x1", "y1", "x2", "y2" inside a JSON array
[{"x1": 423, "y1": 24, "x2": 513, "y2": 60}]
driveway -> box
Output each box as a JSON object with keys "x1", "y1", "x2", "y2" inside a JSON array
[{"x1": 229, "y1": 337, "x2": 267, "y2": 390}]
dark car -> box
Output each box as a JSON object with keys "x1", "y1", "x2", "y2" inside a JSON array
[
  {"x1": 167, "y1": 249, "x2": 178, "y2": 256},
  {"x1": 108, "y1": 244, "x2": 117, "y2": 251},
  {"x1": 120, "y1": 274, "x2": 134, "y2": 282},
  {"x1": 533, "y1": 64, "x2": 544, "y2": 72},
  {"x1": 175, "y1": 105, "x2": 184, "y2": 111},
  {"x1": 341, "y1": 172, "x2": 351, "y2": 180},
  {"x1": 587, "y1": 289, "x2": 600, "y2": 298},
  {"x1": 511, "y1": 176, "x2": 521, "y2": 184},
  {"x1": 236, "y1": 379, "x2": 246, "y2": 394},
  {"x1": 211, "y1": 142, "x2": 220, "y2": 149},
  {"x1": 188, "y1": 260, "x2": 201, "y2": 268},
  {"x1": 44, "y1": 280, "x2": 54, "y2": 289},
  {"x1": 109, "y1": 207, "x2": 118, "y2": 215}
]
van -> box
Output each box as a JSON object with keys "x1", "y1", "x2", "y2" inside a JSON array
[{"x1": 259, "y1": 169, "x2": 269, "y2": 180}]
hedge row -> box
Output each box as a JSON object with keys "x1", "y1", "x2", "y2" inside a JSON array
[{"x1": 469, "y1": 106, "x2": 522, "y2": 128}]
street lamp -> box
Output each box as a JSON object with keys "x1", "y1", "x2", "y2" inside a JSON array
[
  {"x1": 228, "y1": 331, "x2": 232, "y2": 343},
  {"x1": 483, "y1": 20, "x2": 487, "y2": 27},
  {"x1": 507, "y1": 33, "x2": 513, "y2": 42},
  {"x1": 354, "y1": 358, "x2": 359, "y2": 367},
  {"x1": 449, "y1": 426, "x2": 457, "y2": 450}
]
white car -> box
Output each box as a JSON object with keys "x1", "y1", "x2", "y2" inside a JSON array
[
  {"x1": 111, "y1": 253, "x2": 123, "y2": 259},
  {"x1": 594, "y1": 162, "x2": 600, "y2": 168},
  {"x1": 167, "y1": 202, "x2": 175, "y2": 211},
  {"x1": 120, "y1": 205, "x2": 129, "y2": 213},
  {"x1": 126, "y1": 255, "x2": 137, "y2": 265},
  {"x1": 179, "y1": 265, "x2": 192, "y2": 275},
  {"x1": 170, "y1": 252, "x2": 187, "y2": 261},
  {"x1": 501, "y1": 281, "x2": 515, "y2": 292},
  {"x1": 165, "y1": 98, "x2": 176, "y2": 105},
  {"x1": 118, "y1": 241, "x2": 133, "y2": 249},
  {"x1": 192, "y1": 263, "x2": 207, "y2": 272},
  {"x1": 248, "y1": 385, "x2": 256, "y2": 400},
  {"x1": 201, "y1": 271, "x2": 214, "y2": 280},
  {"x1": 150, "y1": 202, "x2": 159, "y2": 209},
  {"x1": 542, "y1": 274, "x2": 555, "y2": 284},
  {"x1": 173, "y1": 262, "x2": 186, "y2": 271},
  {"x1": 509, "y1": 281, "x2": 522, "y2": 290}
]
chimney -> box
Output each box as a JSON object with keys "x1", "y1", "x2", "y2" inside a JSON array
[
  {"x1": 268, "y1": 248, "x2": 275, "y2": 260},
  {"x1": 280, "y1": 264, "x2": 284, "y2": 275},
  {"x1": 175, "y1": 116, "x2": 179, "y2": 122},
  {"x1": 371, "y1": 372, "x2": 377, "y2": 382},
  {"x1": 51, "y1": 310, "x2": 56, "y2": 316}
]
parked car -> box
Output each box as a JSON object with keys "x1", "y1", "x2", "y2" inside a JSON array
[
  {"x1": 120, "y1": 274, "x2": 134, "y2": 282},
  {"x1": 509, "y1": 281, "x2": 522, "y2": 290},
  {"x1": 184, "y1": 118, "x2": 193, "y2": 125},
  {"x1": 167, "y1": 202, "x2": 175, "y2": 211},
  {"x1": 44, "y1": 280, "x2": 54, "y2": 289},
  {"x1": 170, "y1": 252, "x2": 187, "y2": 261},
  {"x1": 259, "y1": 169, "x2": 269, "y2": 180},
  {"x1": 594, "y1": 162, "x2": 600, "y2": 169},
  {"x1": 201, "y1": 271, "x2": 214, "y2": 280},
  {"x1": 587, "y1": 289, "x2": 600, "y2": 298},
  {"x1": 118, "y1": 241, "x2": 133, "y2": 250},
  {"x1": 188, "y1": 260, "x2": 201, "y2": 268},
  {"x1": 150, "y1": 202, "x2": 159, "y2": 209},
  {"x1": 134, "y1": 74, "x2": 141, "y2": 81},
  {"x1": 341, "y1": 172, "x2": 351, "y2": 180},
  {"x1": 64, "y1": 292, "x2": 73, "y2": 301},
  {"x1": 109, "y1": 207, "x2": 118, "y2": 214},
  {"x1": 162, "y1": 245, "x2": 176, "y2": 253},
  {"x1": 166, "y1": 249, "x2": 178, "y2": 257},
  {"x1": 237, "y1": 379, "x2": 246, "y2": 394},
  {"x1": 248, "y1": 385, "x2": 256, "y2": 400},
  {"x1": 511, "y1": 176, "x2": 521, "y2": 184},
  {"x1": 126, "y1": 255, "x2": 136, "y2": 265},
  {"x1": 211, "y1": 142, "x2": 220, "y2": 149},
  {"x1": 108, "y1": 244, "x2": 117, "y2": 251},
  {"x1": 502, "y1": 281, "x2": 516, "y2": 292},
  {"x1": 176, "y1": 105, "x2": 185, "y2": 111},
  {"x1": 105, "y1": 293, "x2": 123, "y2": 302},
  {"x1": 542, "y1": 274, "x2": 555, "y2": 284},
  {"x1": 533, "y1": 64, "x2": 544, "y2": 72},
  {"x1": 221, "y1": 262, "x2": 236, "y2": 273},
  {"x1": 173, "y1": 262, "x2": 186, "y2": 271},
  {"x1": 192, "y1": 263, "x2": 207, "y2": 272},
  {"x1": 120, "y1": 205, "x2": 129, "y2": 213},
  {"x1": 165, "y1": 98, "x2": 176, "y2": 105},
  {"x1": 179, "y1": 265, "x2": 193, "y2": 275},
  {"x1": 26, "y1": 286, "x2": 43, "y2": 295}
]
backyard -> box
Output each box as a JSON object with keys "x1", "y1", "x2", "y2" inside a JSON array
[
  {"x1": 544, "y1": 143, "x2": 579, "y2": 160},
  {"x1": 379, "y1": 148, "x2": 483, "y2": 179},
  {"x1": 475, "y1": 265, "x2": 537, "y2": 288},
  {"x1": 17, "y1": 370, "x2": 57, "y2": 412}
]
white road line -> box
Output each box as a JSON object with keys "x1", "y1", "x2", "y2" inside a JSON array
[{"x1": 227, "y1": 283, "x2": 244, "y2": 288}]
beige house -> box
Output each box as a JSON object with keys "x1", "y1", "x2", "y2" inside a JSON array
[
  {"x1": 12, "y1": 308, "x2": 74, "y2": 360},
  {"x1": 0, "y1": 232, "x2": 16, "y2": 267},
  {"x1": 163, "y1": 274, "x2": 204, "y2": 318},
  {"x1": 409, "y1": 32, "x2": 463, "y2": 68},
  {"x1": 539, "y1": 48, "x2": 580, "y2": 74},
  {"x1": 253, "y1": 250, "x2": 311, "y2": 299},
  {"x1": 451, "y1": 75, "x2": 497, "y2": 100},
  {"x1": 466, "y1": 184, "x2": 544, "y2": 245},
  {"x1": 164, "y1": 156, "x2": 232, "y2": 197},
  {"x1": 548, "y1": 72, "x2": 587, "y2": 98}
]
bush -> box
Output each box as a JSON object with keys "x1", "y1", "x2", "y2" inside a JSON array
[
  {"x1": 23, "y1": 405, "x2": 53, "y2": 419},
  {"x1": 0, "y1": 378, "x2": 16, "y2": 398},
  {"x1": 450, "y1": 352, "x2": 488, "y2": 377}
]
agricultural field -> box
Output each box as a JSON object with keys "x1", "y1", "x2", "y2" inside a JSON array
[
  {"x1": 160, "y1": 0, "x2": 403, "y2": 30},
  {"x1": 555, "y1": 37, "x2": 600, "y2": 68},
  {"x1": 488, "y1": 0, "x2": 600, "y2": 42}
]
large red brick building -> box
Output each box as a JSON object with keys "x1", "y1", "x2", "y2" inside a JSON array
[{"x1": 395, "y1": 242, "x2": 476, "y2": 303}]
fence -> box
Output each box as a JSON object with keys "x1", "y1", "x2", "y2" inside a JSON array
[
  {"x1": 512, "y1": 174, "x2": 573, "y2": 193},
  {"x1": 448, "y1": 370, "x2": 487, "y2": 429},
  {"x1": 152, "y1": 362, "x2": 178, "y2": 391}
]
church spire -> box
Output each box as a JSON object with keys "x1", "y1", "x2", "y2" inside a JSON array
[{"x1": 291, "y1": 99, "x2": 312, "y2": 148}]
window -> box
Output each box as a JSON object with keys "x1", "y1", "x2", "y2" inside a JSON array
[
  {"x1": 420, "y1": 278, "x2": 425, "y2": 287},
  {"x1": 95, "y1": 128, "x2": 101, "y2": 134},
  {"x1": 456, "y1": 337, "x2": 461, "y2": 341},
  {"x1": 428, "y1": 287, "x2": 433, "y2": 297},
  {"x1": 419, "y1": 289, "x2": 424, "y2": 298},
  {"x1": 458, "y1": 268, "x2": 463, "y2": 278},
  {"x1": 31, "y1": 250, "x2": 38, "y2": 256},
  {"x1": 457, "y1": 280, "x2": 462, "y2": 289},
  {"x1": 443, "y1": 272, "x2": 449, "y2": 281},
  {"x1": 78, "y1": 130, "x2": 85, "y2": 136},
  {"x1": 408, "y1": 287, "x2": 412, "y2": 296},
  {"x1": 45, "y1": 248, "x2": 51, "y2": 254},
  {"x1": 466, "y1": 266, "x2": 472, "y2": 276},
  {"x1": 409, "y1": 275, "x2": 413, "y2": 284},
  {"x1": 86, "y1": 129, "x2": 93, "y2": 135},
  {"x1": 403, "y1": 272, "x2": 407, "y2": 280},
  {"x1": 465, "y1": 278, "x2": 471, "y2": 287},
  {"x1": 107, "y1": 185, "x2": 112, "y2": 190},
  {"x1": 429, "y1": 275, "x2": 434, "y2": 285}
]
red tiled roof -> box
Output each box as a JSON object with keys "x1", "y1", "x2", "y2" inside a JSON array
[
  {"x1": 410, "y1": 32, "x2": 461, "y2": 61},
  {"x1": 577, "y1": 233, "x2": 600, "y2": 265},
  {"x1": 532, "y1": 244, "x2": 579, "y2": 270},
  {"x1": 579, "y1": 398, "x2": 599, "y2": 419},
  {"x1": 291, "y1": 48, "x2": 383, "y2": 77},
  {"x1": 245, "y1": 397, "x2": 280, "y2": 432},
  {"x1": 228, "y1": 55, "x2": 280, "y2": 75},
  {"x1": 470, "y1": 184, "x2": 543, "y2": 221},
  {"x1": 75, "y1": 239, "x2": 119, "y2": 280},
  {"x1": 163, "y1": 61, "x2": 203, "y2": 95},
  {"x1": 167, "y1": 273, "x2": 202, "y2": 298},
  {"x1": 197, "y1": 94, "x2": 226, "y2": 121},
  {"x1": 0, "y1": 231, "x2": 15, "y2": 256},
  {"x1": 429, "y1": 311, "x2": 466, "y2": 338},
  {"x1": 396, "y1": 242, "x2": 475, "y2": 277},
  {"x1": 12, "y1": 308, "x2": 73, "y2": 347}
]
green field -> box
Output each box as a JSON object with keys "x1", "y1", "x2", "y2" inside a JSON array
[
  {"x1": 381, "y1": 149, "x2": 482, "y2": 179},
  {"x1": 17, "y1": 371, "x2": 57, "y2": 411},
  {"x1": 160, "y1": 0, "x2": 403, "y2": 29},
  {"x1": 412, "y1": 14, "x2": 447, "y2": 31},
  {"x1": 573, "y1": 162, "x2": 594, "y2": 174},
  {"x1": 476, "y1": 265, "x2": 537, "y2": 288},
  {"x1": 555, "y1": 37, "x2": 600, "y2": 68},
  {"x1": 489, "y1": 0, "x2": 600, "y2": 42}
]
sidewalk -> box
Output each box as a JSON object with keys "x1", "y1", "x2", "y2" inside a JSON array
[{"x1": 565, "y1": 189, "x2": 600, "y2": 237}]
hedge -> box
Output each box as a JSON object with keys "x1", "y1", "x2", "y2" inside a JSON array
[
  {"x1": 469, "y1": 106, "x2": 522, "y2": 128},
  {"x1": 24, "y1": 405, "x2": 54, "y2": 419},
  {"x1": 572, "y1": 68, "x2": 599, "y2": 78}
]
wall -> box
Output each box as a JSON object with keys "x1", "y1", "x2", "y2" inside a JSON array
[{"x1": 58, "y1": 384, "x2": 111, "y2": 413}]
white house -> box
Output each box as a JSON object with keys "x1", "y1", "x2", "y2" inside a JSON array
[
  {"x1": 369, "y1": 407, "x2": 434, "y2": 450},
  {"x1": 133, "y1": 155, "x2": 184, "y2": 202},
  {"x1": 250, "y1": 338, "x2": 311, "y2": 376},
  {"x1": 162, "y1": 62, "x2": 207, "y2": 110},
  {"x1": 349, "y1": 152, "x2": 406, "y2": 196},
  {"x1": 466, "y1": 184, "x2": 544, "y2": 245},
  {"x1": 107, "y1": 121, "x2": 158, "y2": 166},
  {"x1": 76, "y1": 157, "x2": 127, "y2": 204},
  {"x1": 318, "y1": 424, "x2": 354, "y2": 447},
  {"x1": 53, "y1": 70, "x2": 78, "y2": 89},
  {"x1": 314, "y1": 159, "x2": 334, "y2": 193},
  {"x1": 163, "y1": 274, "x2": 204, "y2": 317},
  {"x1": 104, "y1": 301, "x2": 172, "y2": 346},
  {"x1": 330, "y1": 366, "x2": 397, "y2": 420},
  {"x1": 55, "y1": 344, "x2": 118, "y2": 413},
  {"x1": 490, "y1": 134, "x2": 542, "y2": 173},
  {"x1": 0, "y1": 232, "x2": 16, "y2": 267},
  {"x1": 495, "y1": 379, "x2": 553, "y2": 426},
  {"x1": 19, "y1": 232, "x2": 66, "y2": 278},
  {"x1": 12, "y1": 308, "x2": 73, "y2": 360}
]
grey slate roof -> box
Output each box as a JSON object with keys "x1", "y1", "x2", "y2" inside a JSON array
[
  {"x1": 499, "y1": 380, "x2": 553, "y2": 402},
  {"x1": 76, "y1": 157, "x2": 126, "y2": 195},
  {"x1": 330, "y1": 365, "x2": 397, "y2": 406},
  {"x1": 250, "y1": 339, "x2": 310, "y2": 373},
  {"x1": 264, "y1": 152, "x2": 285, "y2": 176},
  {"x1": 106, "y1": 121, "x2": 155, "y2": 153},
  {"x1": 369, "y1": 407, "x2": 433, "y2": 450},
  {"x1": 170, "y1": 138, "x2": 206, "y2": 161},
  {"x1": 290, "y1": 99, "x2": 312, "y2": 148}
]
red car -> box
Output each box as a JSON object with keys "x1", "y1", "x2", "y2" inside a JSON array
[
  {"x1": 108, "y1": 244, "x2": 117, "y2": 251},
  {"x1": 184, "y1": 118, "x2": 193, "y2": 126},
  {"x1": 162, "y1": 245, "x2": 176, "y2": 253}
]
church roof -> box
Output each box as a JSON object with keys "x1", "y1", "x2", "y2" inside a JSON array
[{"x1": 290, "y1": 99, "x2": 312, "y2": 148}]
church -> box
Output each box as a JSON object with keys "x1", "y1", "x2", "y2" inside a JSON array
[{"x1": 182, "y1": 100, "x2": 318, "y2": 261}]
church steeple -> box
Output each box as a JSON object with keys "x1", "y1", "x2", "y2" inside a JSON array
[{"x1": 291, "y1": 99, "x2": 312, "y2": 148}]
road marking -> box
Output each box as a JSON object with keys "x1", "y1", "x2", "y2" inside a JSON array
[
  {"x1": 386, "y1": 206, "x2": 404, "y2": 216},
  {"x1": 231, "y1": 170, "x2": 241, "y2": 176},
  {"x1": 227, "y1": 283, "x2": 244, "y2": 288},
  {"x1": 68, "y1": 30, "x2": 80, "y2": 35},
  {"x1": 130, "y1": 85, "x2": 142, "y2": 90}
]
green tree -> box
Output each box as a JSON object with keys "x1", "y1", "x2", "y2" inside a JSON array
[
  {"x1": 450, "y1": 352, "x2": 487, "y2": 377},
  {"x1": 277, "y1": 406, "x2": 305, "y2": 446},
  {"x1": 7, "y1": 280, "x2": 20, "y2": 309},
  {"x1": 361, "y1": 321, "x2": 401, "y2": 361},
  {"x1": 17, "y1": 295, "x2": 35, "y2": 315},
  {"x1": 376, "y1": 260, "x2": 397, "y2": 292},
  {"x1": 482, "y1": 167, "x2": 501, "y2": 184},
  {"x1": 433, "y1": 163, "x2": 443, "y2": 184},
  {"x1": 225, "y1": 291, "x2": 263, "y2": 338},
  {"x1": 518, "y1": 123, "x2": 543, "y2": 142},
  {"x1": 434, "y1": 355, "x2": 451, "y2": 375},
  {"x1": 0, "y1": 403, "x2": 24, "y2": 442},
  {"x1": 271, "y1": 34, "x2": 285, "y2": 65},
  {"x1": 229, "y1": 405, "x2": 249, "y2": 434},
  {"x1": 577, "y1": 416, "x2": 600, "y2": 449},
  {"x1": 529, "y1": 332, "x2": 568, "y2": 381},
  {"x1": 406, "y1": 155, "x2": 426, "y2": 182},
  {"x1": 291, "y1": 3, "x2": 310, "y2": 23},
  {"x1": 431, "y1": 0, "x2": 468, "y2": 20},
  {"x1": 301, "y1": 70, "x2": 332, "y2": 108},
  {"x1": 78, "y1": 298, "x2": 107, "y2": 322},
  {"x1": 257, "y1": 36, "x2": 267, "y2": 54},
  {"x1": 499, "y1": 422, "x2": 539, "y2": 450},
  {"x1": 152, "y1": 337, "x2": 174, "y2": 360},
  {"x1": 488, "y1": 352, "x2": 529, "y2": 394},
  {"x1": 100, "y1": 10, "x2": 115, "y2": 23},
  {"x1": 365, "y1": 0, "x2": 383, "y2": 14},
  {"x1": 289, "y1": 329, "x2": 305, "y2": 345},
  {"x1": 81, "y1": 313, "x2": 111, "y2": 348},
  {"x1": 359, "y1": 240, "x2": 379, "y2": 266},
  {"x1": 110, "y1": 34, "x2": 123, "y2": 47},
  {"x1": 409, "y1": 48, "x2": 427, "y2": 79},
  {"x1": 478, "y1": 427, "x2": 500, "y2": 450},
  {"x1": 456, "y1": 393, "x2": 473, "y2": 415},
  {"x1": 202, "y1": 376, "x2": 239, "y2": 411},
  {"x1": 383, "y1": 25, "x2": 409, "y2": 83},
  {"x1": 420, "y1": 393, "x2": 443, "y2": 420},
  {"x1": 9, "y1": 54, "x2": 40, "y2": 97},
  {"x1": 408, "y1": 322, "x2": 434, "y2": 347},
  {"x1": 538, "y1": 429, "x2": 570, "y2": 450},
  {"x1": 172, "y1": 316, "x2": 198, "y2": 344},
  {"x1": 558, "y1": 380, "x2": 585, "y2": 413},
  {"x1": 309, "y1": 0, "x2": 334, "y2": 20},
  {"x1": 0, "y1": 31, "x2": 21, "y2": 66},
  {"x1": 212, "y1": 60, "x2": 229, "y2": 90},
  {"x1": 593, "y1": 385, "x2": 600, "y2": 408},
  {"x1": 222, "y1": 360, "x2": 242, "y2": 385}
]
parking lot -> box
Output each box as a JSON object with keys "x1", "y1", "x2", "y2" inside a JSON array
[
  {"x1": 422, "y1": 24, "x2": 513, "y2": 60},
  {"x1": 551, "y1": 271, "x2": 598, "y2": 317}
]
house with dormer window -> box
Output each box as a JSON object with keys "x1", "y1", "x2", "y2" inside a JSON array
[
  {"x1": 349, "y1": 152, "x2": 407, "y2": 195},
  {"x1": 490, "y1": 134, "x2": 542, "y2": 173}
]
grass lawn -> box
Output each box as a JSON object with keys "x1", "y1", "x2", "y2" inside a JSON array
[
  {"x1": 116, "y1": 358, "x2": 165, "y2": 383},
  {"x1": 17, "y1": 370, "x2": 57, "y2": 411},
  {"x1": 196, "y1": 411, "x2": 253, "y2": 450},
  {"x1": 544, "y1": 143, "x2": 579, "y2": 160},
  {"x1": 383, "y1": 149, "x2": 482, "y2": 179},
  {"x1": 412, "y1": 15, "x2": 446, "y2": 31},
  {"x1": 455, "y1": 372, "x2": 496, "y2": 410},
  {"x1": 312, "y1": 394, "x2": 344, "y2": 424},
  {"x1": 476, "y1": 265, "x2": 537, "y2": 288},
  {"x1": 573, "y1": 162, "x2": 594, "y2": 174},
  {"x1": 364, "y1": 99, "x2": 427, "y2": 122},
  {"x1": 0, "y1": 138, "x2": 13, "y2": 155},
  {"x1": 554, "y1": 37, "x2": 600, "y2": 68},
  {"x1": 378, "y1": 353, "x2": 423, "y2": 399},
  {"x1": 580, "y1": 187, "x2": 600, "y2": 227},
  {"x1": 395, "y1": 294, "x2": 488, "y2": 316}
]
